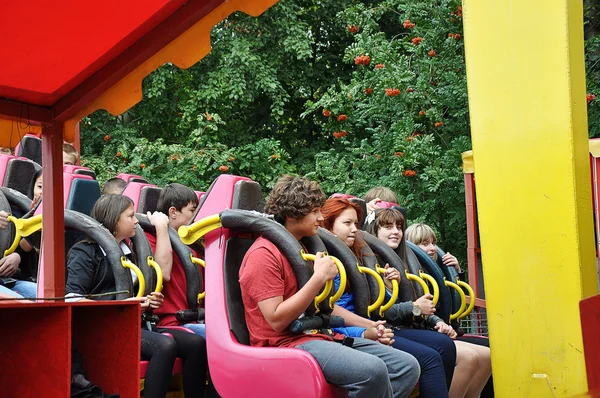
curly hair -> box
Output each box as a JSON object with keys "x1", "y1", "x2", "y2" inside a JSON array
[{"x1": 264, "y1": 175, "x2": 326, "y2": 224}]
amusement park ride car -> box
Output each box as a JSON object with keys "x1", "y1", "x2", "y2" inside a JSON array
[{"x1": 0, "y1": 1, "x2": 598, "y2": 397}]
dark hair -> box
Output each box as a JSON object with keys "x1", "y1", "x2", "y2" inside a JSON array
[
  {"x1": 27, "y1": 169, "x2": 43, "y2": 200},
  {"x1": 321, "y1": 197, "x2": 366, "y2": 261},
  {"x1": 102, "y1": 177, "x2": 127, "y2": 195},
  {"x1": 156, "y1": 183, "x2": 198, "y2": 214},
  {"x1": 91, "y1": 194, "x2": 134, "y2": 235},
  {"x1": 264, "y1": 175, "x2": 326, "y2": 224},
  {"x1": 365, "y1": 208, "x2": 407, "y2": 263}
]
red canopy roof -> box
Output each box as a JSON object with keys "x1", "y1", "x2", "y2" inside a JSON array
[{"x1": 0, "y1": 0, "x2": 278, "y2": 144}]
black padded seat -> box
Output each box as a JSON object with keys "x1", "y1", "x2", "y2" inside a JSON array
[
  {"x1": 138, "y1": 186, "x2": 162, "y2": 214},
  {"x1": 224, "y1": 237, "x2": 255, "y2": 345},
  {"x1": 130, "y1": 223, "x2": 156, "y2": 296},
  {"x1": 349, "y1": 198, "x2": 367, "y2": 229},
  {"x1": 232, "y1": 180, "x2": 262, "y2": 211},
  {"x1": 130, "y1": 177, "x2": 148, "y2": 183},
  {"x1": 0, "y1": 187, "x2": 32, "y2": 218},
  {"x1": 73, "y1": 169, "x2": 97, "y2": 179},
  {"x1": 311, "y1": 228, "x2": 371, "y2": 318},
  {"x1": 0, "y1": 190, "x2": 14, "y2": 255},
  {"x1": 16, "y1": 135, "x2": 42, "y2": 165},
  {"x1": 3, "y1": 158, "x2": 41, "y2": 196}
]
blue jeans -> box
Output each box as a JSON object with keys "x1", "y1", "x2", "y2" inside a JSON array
[
  {"x1": 12, "y1": 280, "x2": 37, "y2": 298},
  {"x1": 0, "y1": 285, "x2": 21, "y2": 297},
  {"x1": 297, "y1": 337, "x2": 420, "y2": 398},
  {"x1": 392, "y1": 328, "x2": 456, "y2": 397},
  {"x1": 182, "y1": 323, "x2": 206, "y2": 339}
]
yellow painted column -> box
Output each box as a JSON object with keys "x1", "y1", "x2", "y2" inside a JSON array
[{"x1": 462, "y1": 1, "x2": 597, "y2": 396}]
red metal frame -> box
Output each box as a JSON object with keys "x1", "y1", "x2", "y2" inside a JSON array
[
  {"x1": 41, "y1": 123, "x2": 65, "y2": 297},
  {"x1": 0, "y1": 99, "x2": 53, "y2": 125},
  {"x1": 580, "y1": 294, "x2": 600, "y2": 392},
  {"x1": 590, "y1": 144, "x2": 600, "y2": 256},
  {"x1": 463, "y1": 171, "x2": 484, "y2": 301}
]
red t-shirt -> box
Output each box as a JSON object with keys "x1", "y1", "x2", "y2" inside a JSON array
[
  {"x1": 145, "y1": 231, "x2": 193, "y2": 327},
  {"x1": 239, "y1": 236, "x2": 332, "y2": 348}
]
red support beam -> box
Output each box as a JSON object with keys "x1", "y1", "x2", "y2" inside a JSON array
[
  {"x1": 0, "y1": 98, "x2": 53, "y2": 125},
  {"x1": 41, "y1": 123, "x2": 65, "y2": 297},
  {"x1": 580, "y1": 294, "x2": 600, "y2": 391},
  {"x1": 590, "y1": 153, "x2": 600, "y2": 256},
  {"x1": 463, "y1": 172, "x2": 482, "y2": 298},
  {"x1": 52, "y1": 0, "x2": 224, "y2": 123}
]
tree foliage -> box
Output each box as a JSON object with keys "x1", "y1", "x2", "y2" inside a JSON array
[{"x1": 81, "y1": 0, "x2": 600, "y2": 264}]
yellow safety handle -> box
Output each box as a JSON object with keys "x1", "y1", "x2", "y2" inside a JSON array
[
  {"x1": 147, "y1": 257, "x2": 163, "y2": 293},
  {"x1": 191, "y1": 255, "x2": 206, "y2": 303},
  {"x1": 4, "y1": 214, "x2": 43, "y2": 257},
  {"x1": 191, "y1": 256, "x2": 206, "y2": 268},
  {"x1": 376, "y1": 266, "x2": 399, "y2": 316},
  {"x1": 419, "y1": 271, "x2": 440, "y2": 306},
  {"x1": 358, "y1": 266, "x2": 386, "y2": 317},
  {"x1": 301, "y1": 251, "x2": 347, "y2": 310},
  {"x1": 4, "y1": 215, "x2": 21, "y2": 257},
  {"x1": 121, "y1": 257, "x2": 145, "y2": 298},
  {"x1": 405, "y1": 270, "x2": 430, "y2": 295},
  {"x1": 14, "y1": 214, "x2": 43, "y2": 237},
  {"x1": 445, "y1": 280, "x2": 466, "y2": 320},
  {"x1": 457, "y1": 280, "x2": 476, "y2": 320},
  {"x1": 178, "y1": 214, "x2": 222, "y2": 245}
]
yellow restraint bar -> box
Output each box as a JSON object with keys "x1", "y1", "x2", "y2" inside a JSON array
[
  {"x1": 357, "y1": 266, "x2": 386, "y2": 317},
  {"x1": 178, "y1": 215, "x2": 222, "y2": 245},
  {"x1": 376, "y1": 265, "x2": 399, "y2": 317},
  {"x1": 301, "y1": 252, "x2": 347, "y2": 310},
  {"x1": 445, "y1": 280, "x2": 467, "y2": 321},
  {"x1": 121, "y1": 257, "x2": 145, "y2": 298},
  {"x1": 4, "y1": 214, "x2": 43, "y2": 257},
  {"x1": 191, "y1": 255, "x2": 206, "y2": 302},
  {"x1": 419, "y1": 271, "x2": 440, "y2": 306},
  {"x1": 147, "y1": 256, "x2": 163, "y2": 293},
  {"x1": 457, "y1": 280, "x2": 476, "y2": 320}
]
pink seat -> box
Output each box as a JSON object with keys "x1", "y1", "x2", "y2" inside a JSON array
[
  {"x1": 117, "y1": 173, "x2": 148, "y2": 183},
  {"x1": 122, "y1": 182, "x2": 158, "y2": 211},
  {"x1": 200, "y1": 175, "x2": 346, "y2": 397}
]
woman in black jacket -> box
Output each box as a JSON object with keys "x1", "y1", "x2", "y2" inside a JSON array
[{"x1": 66, "y1": 194, "x2": 209, "y2": 398}]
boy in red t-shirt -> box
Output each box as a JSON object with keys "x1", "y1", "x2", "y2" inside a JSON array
[
  {"x1": 239, "y1": 175, "x2": 420, "y2": 398},
  {"x1": 146, "y1": 183, "x2": 205, "y2": 337}
]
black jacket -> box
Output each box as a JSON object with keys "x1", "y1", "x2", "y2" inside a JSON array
[{"x1": 66, "y1": 242, "x2": 117, "y2": 300}]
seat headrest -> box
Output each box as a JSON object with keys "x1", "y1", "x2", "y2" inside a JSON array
[
  {"x1": 138, "y1": 186, "x2": 162, "y2": 213},
  {"x1": 122, "y1": 182, "x2": 157, "y2": 211},
  {"x1": 73, "y1": 169, "x2": 96, "y2": 179},
  {"x1": 3, "y1": 158, "x2": 41, "y2": 196},
  {"x1": 232, "y1": 180, "x2": 262, "y2": 211},
  {"x1": 116, "y1": 173, "x2": 147, "y2": 183},
  {"x1": 66, "y1": 178, "x2": 101, "y2": 216},
  {"x1": 15, "y1": 135, "x2": 42, "y2": 165},
  {"x1": 348, "y1": 198, "x2": 367, "y2": 228}
]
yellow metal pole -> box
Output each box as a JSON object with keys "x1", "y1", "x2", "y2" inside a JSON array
[{"x1": 463, "y1": 1, "x2": 596, "y2": 396}]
